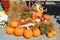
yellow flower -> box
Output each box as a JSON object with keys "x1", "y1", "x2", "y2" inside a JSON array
[{"x1": 0, "y1": 11, "x2": 6, "y2": 14}]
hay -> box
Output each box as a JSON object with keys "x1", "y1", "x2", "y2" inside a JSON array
[{"x1": 7, "y1": 1, "x2": 28, "y2": 24}]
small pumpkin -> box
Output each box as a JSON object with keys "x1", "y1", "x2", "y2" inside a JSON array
[
  {"x1": 6, "y1": 26, "x2": 14, "y2": 35},
  {"x1": 50, "y1": 29, "x2": 57, "y2": 35},
  {"x1": 24, "y1": 29, "x2": 33, "y2": 39},
  {"x1": 20, "y1": 19, "x2": 26, "y2": 25},
  {"x1": 43, "y1": 14, "x2": 50, "y2": 21},
  {"x1": 10, "y1": 21, "x2": 18, "y2": 28},
  {"x1": 33, "y1": 28, "x2": 41, "y2": 37},
  {"x1": 32, "y1": 12, "x2": 42, "y2": 19},
  {"x1": 47, "y1": 32, "x2": 53, "y2": 38},
  {"x1": 14, "y1": 27, "x2": 25, "y2": 36}
]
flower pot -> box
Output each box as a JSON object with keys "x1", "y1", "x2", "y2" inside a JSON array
[{"x1": 1, "y1": 0, "x2": 10, "y2": 12}]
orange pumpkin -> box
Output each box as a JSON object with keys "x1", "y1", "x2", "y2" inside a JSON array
[
  {"x1": 24, "y1": 29, "x2": 33, "y2": 39},
  {"x1": 47, "y1": 32, "x2": 53, "y2": 38},
  {"x1": 14, "y1": 27, "x2": 25, "y2": 36},
  {"x1": 20, "y1": 19, "x2": 26, "y2": 24},
  {"x1": 32, "y1": 12, "x2": 42, "y2": 19},
  {"x1": 43, "y1": 14, "x2": 50, "y2": 21},
  {"x1": 50, "y1": 29, "x2": 57, "y2": 35},
  {"x1": 10, "y1": 21, "x2": 18, "y2": 28},
  {"x1": 33, "y1": 28, "x2": 41, "y2": 37},
  {"x1": 6, "y1": 26, "x2": 14, "y2": 35}
]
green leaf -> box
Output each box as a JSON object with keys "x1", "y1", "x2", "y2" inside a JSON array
[
  {"x1": 21, "y1": 12, "x2": 33, "y2": 18},
  {"x1": 41, "y1": 26, "x2": 49, "y2": 34}
]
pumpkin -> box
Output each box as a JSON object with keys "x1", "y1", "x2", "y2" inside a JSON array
[
  {"x1": 47, "y1": 32, "x2": 53, "y2": 38},
  {"x1": 6, "y1": 26, "x2": 14, "y2": 35},
  {"x1": 24, "y1": 29, "x2": 33, "y2": 39},
  {"x1": 20, "y1": 19, "x2": 26, "y2": 25},
  {"x1": 33, "y1": 28, "x2": 41, "y2": 37},
  {"x1": 32, "y1": 12, "x2": 42, "y2": 19},
  {"x1": 50, "y1": 29, "x2": 57, "y2": 35},
  {"x1": 43, "y1": 14, "x2": 50, "y2": 21},
  {"x1": 14, "y1": 27, "x2": 25, "y2": 36},
  {"x1": 10, "y1": 21, "x2": 18, "y2": 28}
]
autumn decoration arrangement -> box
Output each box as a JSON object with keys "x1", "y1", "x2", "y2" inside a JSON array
[{"x1": 5, "y1": 1, "x2": 57, "y2": 39}]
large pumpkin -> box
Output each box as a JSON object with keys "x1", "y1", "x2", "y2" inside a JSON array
[
  {"x1": 24, "y1": 29, "x2": 33, "y2": 39},
  {"x1": 10, "y1": 21, "x2": 18, "y2": 28},
  {"x1": 14, "y1": 27, "x2": 25, "y2": 36},
  {"x1": 47, "y1": 32, "x2": 53, "y2": 38},
  {"x1": 6, "y1": 26, "x2": 14, "y2": 35},
  {"x1": 33, "y1": 28, "x2": 41, "y2": 37}
]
